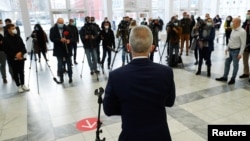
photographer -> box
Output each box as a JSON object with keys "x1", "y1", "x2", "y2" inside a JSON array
[
  {"x1": 166, "y1": 16, "x2": 182, "y2": 67},
  {"x1": 30, "y1": 24, "x2": 48, "y2": 62},
  {"x1": 79, "y1": 16, "x2": 99, "y2": 74},
  {"x1": 148, "y1": 18, "x2": 160, "y2": 61},
  {"x1": 116, "y1": 16, "x2": 130, "y2": 66}
]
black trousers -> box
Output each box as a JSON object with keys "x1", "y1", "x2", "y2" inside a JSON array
[
  {"x1": 9, "y1": 59, "x2": 25, "y2": 86},
  {"x1": 101, "y1": 46, "x2": 112, "y2": 66}
]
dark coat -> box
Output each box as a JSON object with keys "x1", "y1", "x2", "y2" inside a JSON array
[
  {"x1": 79, "y1": 23, "x2": 99, "y2": 48},
  {"x1": 3, "y1": 33, "x2": 27, "y2": 61},
  {"x1": 49, "y1": 24, "x2": 74, "y2": 57},
  {"x1": 100, "y1": 29, "x2": 115, "y2": 48},
  {"x1": 103, "y1": 58, "x2": 176, "y2": 141}
]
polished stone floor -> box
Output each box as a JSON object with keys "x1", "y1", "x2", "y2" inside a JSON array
[{"x1": 0, "y1": 36, "x2": 250, "y2": 141}]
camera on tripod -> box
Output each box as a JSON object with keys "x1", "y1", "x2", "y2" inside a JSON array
[{"x1": 118, "y1": 20, "x2": 129, "y2": 31}]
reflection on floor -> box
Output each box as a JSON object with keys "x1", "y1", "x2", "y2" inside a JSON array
[{"x1": 0, "y1": 38, "x2": 250, "y2": 141}]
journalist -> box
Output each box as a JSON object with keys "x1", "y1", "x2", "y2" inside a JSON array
[
  {"x1": 166, "y1": 16, "x2": 182, "y2": 67},
  {"x1": 3, "y1": 24, "x2": 29, "y2": 93},
  {"x1": 79, "y1": 16, "x2": 99, "y2": 75},
  {"x1": 50, "y1": 18, "x2": 74, "y2": 83},
  {"x1": 103, "y1": 25, "x2": 176, "y2": 141}
]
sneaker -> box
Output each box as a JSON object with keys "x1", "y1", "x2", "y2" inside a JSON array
[
  {"x1": 194, "y1": 61, "x2": 198, "y2": 65},
  {"x1": 69, "y1": 78, "x2": 72, "y2": 83},
  {"x1": 215, "y1": 77, "x2": 227, "y2": 82},
  {"x1": 90, "y1": 71, "x2": 94, "y2": 75},
  {"x1": 95, "y1": 70, "x2": 100, "y2": 74},
  {"x1": 228, "y1": 79, "x2": 235, "y2": 85},
  {"x1": 18, "y1": 86, "x2": 24, "y2": 93},
  {"x1": 74, "y1": 61, "x2": 78, "y2": 64},
  {"x1": 22, "y1": 85, "x2": 30, "y2": 91},
  {"x1": 239, "y1": 74, "x2": 249, "y2": 78}
]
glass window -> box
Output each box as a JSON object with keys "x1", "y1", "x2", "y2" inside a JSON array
[{"x1": 50, "y1": 0, "x2": 66, "y2": 9}]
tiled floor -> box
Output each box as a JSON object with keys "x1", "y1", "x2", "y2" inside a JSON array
[{"x1": 0, "y1": 36, "x2": 250, "y2": 141}]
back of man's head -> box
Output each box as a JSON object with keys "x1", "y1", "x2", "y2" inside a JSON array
[{"x1": 129, "y1": 25, "x2": 153, "y2": 53}]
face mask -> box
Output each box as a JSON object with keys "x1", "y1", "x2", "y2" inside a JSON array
[
  {"x1": 174, "y1": 23, "x2": 178, "y2": 26},
  {"x1": 105, "y1": 26, "x2": 109, "y2": 29},
  {"x1": 206, "y1": 22, "x2": 212, "y2": 26},
  {"x1": 12, "y1": 29, "x2": 17, "y2": 34},
  {"x1": 226, "y1": 18, "x2": 230, "y2": 21},
  {"x1": 35, "y1": 27, "x2": 39, "y2": 31},
  {"x1": 0, "y1": 24, "x2": 3, "y2": 28},
  {"x1": 57, "y1": 24, "x2": 63, "y2": 29},
  {"x1": 70, "y1": 22, "x2": 75, "y2": 25},
  {"x1": 230, "y1": 22, "x2": 234, "y2": 27}
]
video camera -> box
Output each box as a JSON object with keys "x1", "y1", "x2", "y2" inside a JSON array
[{"x1": 118, "y1": 20, "x2": 129, "y2": 30}]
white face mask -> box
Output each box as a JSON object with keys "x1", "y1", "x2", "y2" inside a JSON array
[
  {"x1": 0, "y1": 24, "x2": 3, "y2": 28},
  {"x1": 104, "y1": 26, "x2": 109, "y2": 29},
  {"x1": 206, "y1": 22, "x2": 212, "y2": 26},
  {"x1": 12, "y1": 29, "x2": 17, "y2": 34}
]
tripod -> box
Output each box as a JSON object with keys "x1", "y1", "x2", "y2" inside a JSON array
[
  {"x1": 94, "y1": 87, "x2": 105, "y2": 141},
  {"x1": 159, "y1": 39, "x2": 169, "y2": 64},
  {"x1": 27, "y1": 37, "x2": 40, "y2": 94},
  {"x1": 110, "y1": 37, "x2": 129, "y2": 71}
]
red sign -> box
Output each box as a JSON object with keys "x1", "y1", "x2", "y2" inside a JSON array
[{"x1": 76, "y1": 117, "x2": 97, "y2": 131}]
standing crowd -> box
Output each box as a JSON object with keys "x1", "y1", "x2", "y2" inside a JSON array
[{"x1": 1, "y1": 10, "x2": 250, "y2": 93}]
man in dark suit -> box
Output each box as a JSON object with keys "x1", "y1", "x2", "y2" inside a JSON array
[
  {"x1": 50, "y1": 18, "x2": 74, "y2": 83},
  {"x1": 103, "y1": 25, "x2": 176, "y2": 141}
]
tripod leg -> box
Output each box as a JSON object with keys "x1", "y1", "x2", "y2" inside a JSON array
[
  {"x1": 28, "y1": 50, "x2": 33, "y2": 87},
  {"x1": 80, "y1": 50, "x2": 85, "y2": 78},
  {"x1": 33, "y1": 51, "x2": 40, "y2": 94}
]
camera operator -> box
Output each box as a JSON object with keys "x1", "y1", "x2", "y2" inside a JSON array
[
  {"x1": 196, "y1": 17, "x2": 215, "y2": 77},
  {"x1": 166, "y1": 16, "x2": 182, "y2": 67},
  {"x1": 79, "y1": 16, "x2": 100, "y2": 75},
  {"x1": 30, "y1": 24, "x2": 49, "y2": 62},
  {"x1": 116, "y1": 16, "x2": 130, "y2": 66},
  {"x1": 148, "y1": 18, "x2": 160, "y2": 61}
]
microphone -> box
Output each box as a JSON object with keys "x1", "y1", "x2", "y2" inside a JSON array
[{"x1": 63, "y1": 31, "x2": 69, "y2": 54}]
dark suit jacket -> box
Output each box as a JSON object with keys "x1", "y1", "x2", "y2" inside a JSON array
[{"x1": 103, "y1": 58, "x2": 176, "y2": 141}]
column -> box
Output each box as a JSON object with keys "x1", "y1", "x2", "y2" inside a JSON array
[{"x1": 19, "y1": 0, "x2": 32, "y2": 51}]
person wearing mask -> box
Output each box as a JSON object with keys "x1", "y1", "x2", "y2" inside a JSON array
[
  {"x1": 4, "y1": 18, "x2": 20, "y2": 36},
  {"x1": 213, "y1": 15, "x2": 222, "y2": 43},
  {"x1": 101, "y1": 17, "x2": 111, "y2": 30},
  {"x1": 0, "y1": 20, "x2": 7, "y2": 83},
  {"x1": 224, "y1": 15, "x2": 233, "y2": 45},
  {"x1": 79, "y1": 16, "x2": 99, "y2": 75},
  {"x1": 67, "y1": 19, "x2": 79, "y2": 65},
  {"x1": 166, "y1": 16, "x2": 182, "y2": 67},
  {"x1": 239, "y1": 10, "x2": 250, "y2": 80},
  {"x1": 216, "y1": 18, "x2": 246, "y2": 84},
  {"x1": 30, "y1": 24, "x2": 48, "y2": 62},
  {"x1": 116, "y1": 16, "x2": 130, "y2": 66},
  {"x1": 100, "y1": 22, "x2": 115, "y2": 70},
  {"x1": 103, "y1": 25, "x2": 176, "y2": 141},
  {"x1": 196, "y1": 18, "x2": 215, "y2": 77},
  {"x1": 3, "y1": 24, "x2": 29, "y2": 92},
  {"x1": 50, "y1": 18, "x2": 74, "y2": 83},
  {"x1": 90, "y1": 17, "x2": 101, "y2": 63},
  {"x1": 180, "y1": 12, "x2": 191, "y2": 56}
]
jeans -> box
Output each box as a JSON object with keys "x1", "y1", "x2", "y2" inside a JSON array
[
  {"x1": 57, "y1": 56, "x2": 72, "y2": 80},
  {"x1": 169, "y1": 43, "x2": 179, "y2": 65},
  {"x1": 9, "y1": 59, "x2": 25, "y2": 86},
  {"x1": 223, "y1": 49, "x2": 240, "y2": 80},
  {"x1": 0, "y1": 51, "x2": 7, "y2": 79},
  {"x1": 101, "y1": 46, "x2": 112, "y2": 66},
  {"x1": 85, "y1": 47, "x2": 97, "y2": 71}
]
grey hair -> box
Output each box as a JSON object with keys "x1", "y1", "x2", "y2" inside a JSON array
[{"x1": 129, "y1": 25, "x2": 153, "y2": 53}]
